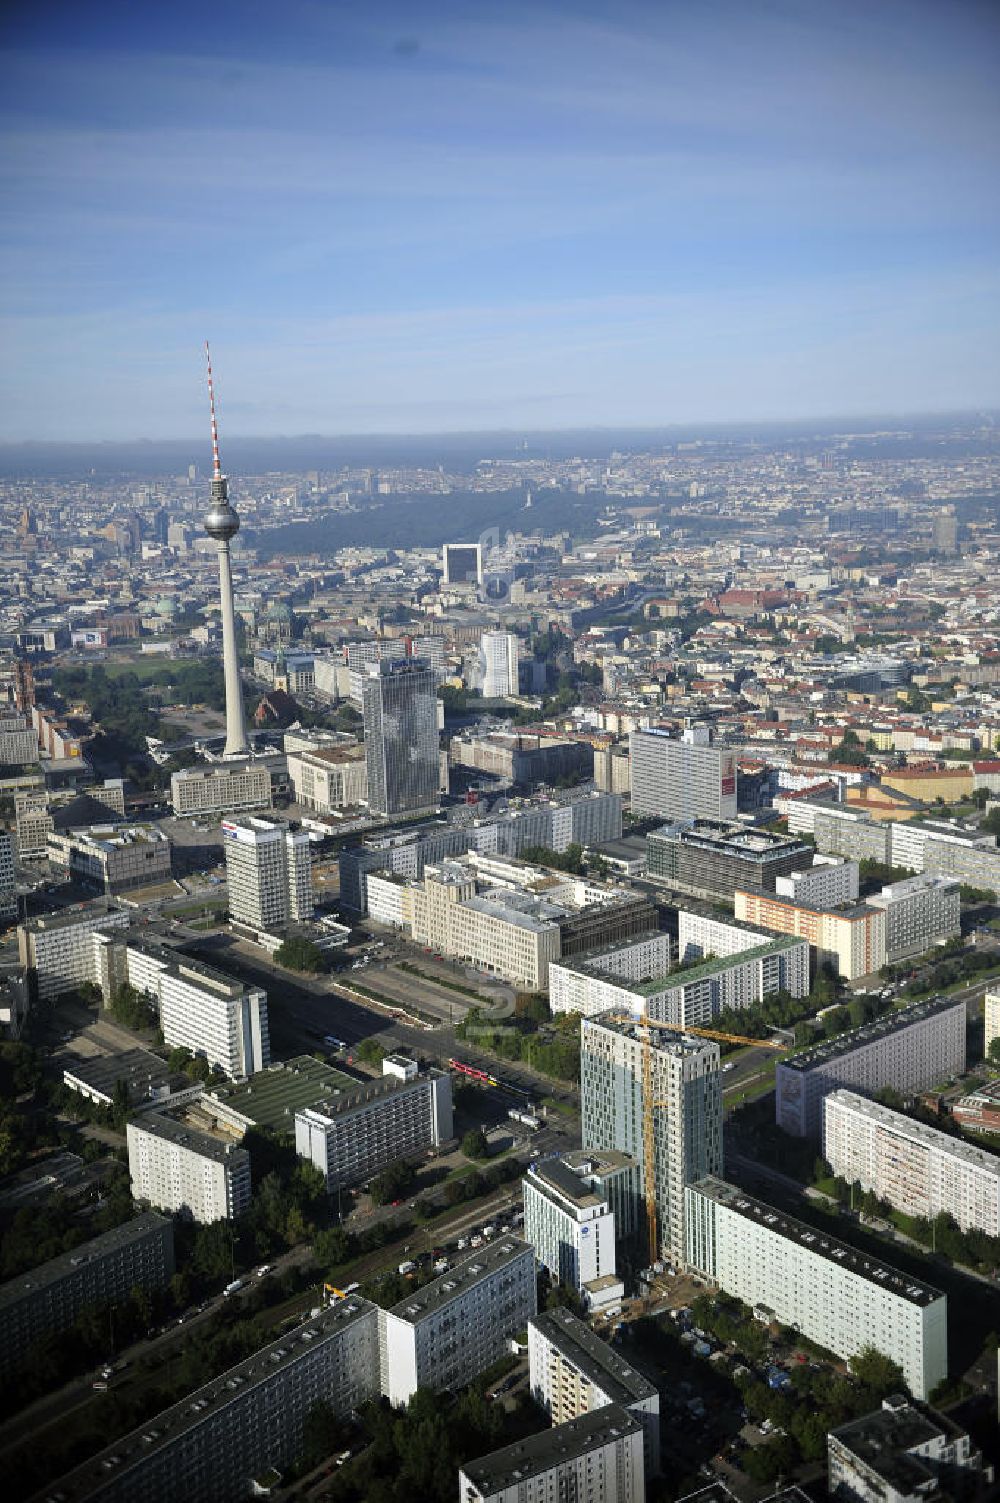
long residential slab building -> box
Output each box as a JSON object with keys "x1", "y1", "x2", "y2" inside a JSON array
[
  {"x1": 40, "y1": 1298, "x2": 380, "y2": 1503},
  {"x1": 823, "y1": 1088, "x2": 1000, "y2": 1238},
  {"x1": 0, "y1": 1213, "x2": 174, "y2": 1379},
  {"x1": 775, "y1": 995, "x2": 967, "y2": 1137},
  {"x1": 685, "y1": 1175, "x2": 947, "y2": 1400}
]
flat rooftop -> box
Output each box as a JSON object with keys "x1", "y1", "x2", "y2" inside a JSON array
[
  {"x1": 130, "y1": 1106, "x2": 248, "y2": 1164},
  {"x1": 53, "y1": 825, "x2": 168, "y2": 851},
  {"x1": 527, "y1": 1158, "x2": 606, "y2": 1213},
  {"x1": 21, "y1": 899, "x2": 123, "y2": 934},
  {"x1": 830, "y1": 1400, "x2": 966, "y2": 1494},
  {"x1": 561, "y1": 1148, "x2": 638, "y2": 1182},
  {"x1": 464, "y1": 889, "x2": 565, "y2": 932},
  {"x1": 828, "y1": 1089, "x2": 1000, "y2": 1176},
  {"x1": 44, "y1": 1299, "x2": 378, "y2": 1503},
  {"x1": 206, "y1": 1055, "x2": 357, "y2": 1133},
  {"x1": 531, "y1": 1307, "x2": 657, "y2": 1405},
  {"x1": 297, "y1": 1069, "x2": 439, "y2": 1125},
  {"x1": 583, "y1": 1013, "x2": 718, "y2": 1059},
  {"x1": 0, "y1": 1212, "x2": 171, "y2": 1312},
  {"x1": 386, "y1": 1237, "x2": 532, "y2": 1325},
  {"x1": 172, "y1": 761, "x2": 261, "y2": 781},
  {"x1": 779, "y1": 994, "x2": 964, "y2": 1075},
  {"x1": 461, "y1": 1404, "x2": 642, "y2": 1493},
  {"x1": 560, "y1": 933, "x2": 803, "y2": 997},
  {"x1": 650, "y1": 819, "x2": 810, "y2": 856},
  {"x1": 738, "y1": 889, "x2": 876, "y2": 922},
  {"x1": 62, "y1": 1048, "x2": 174, "y2": 1102},
  {"x1": 298, "y1": 746, "x2": 366, "y2": 765},
  {"x1": 690, "y1": 1176, "x2": 943, "y2": 1308}
]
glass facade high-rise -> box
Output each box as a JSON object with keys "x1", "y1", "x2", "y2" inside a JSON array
[
  {"x1": 362, "y1": 657, "x2": 439, "y2": 817},
  {"x1": 580, "y1": 1014, "x2": 722, "y2": 1265}
]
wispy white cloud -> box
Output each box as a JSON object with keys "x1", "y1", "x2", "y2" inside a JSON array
[{"x1": 0, "y1": 0, "x2": 997, "y2": 436}]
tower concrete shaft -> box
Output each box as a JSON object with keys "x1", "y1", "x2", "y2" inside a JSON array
[{"x1": 216, "y1": 532, "x2": 249, "y2": 757}]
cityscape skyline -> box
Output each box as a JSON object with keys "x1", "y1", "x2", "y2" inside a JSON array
[{"x1": 2, "y1": 2, "x2": 1000, "y2": 1499}]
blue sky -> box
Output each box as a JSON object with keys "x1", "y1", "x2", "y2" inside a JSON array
[{"x1": 1, "y1": 0, "x2": 998, "y2": 440}]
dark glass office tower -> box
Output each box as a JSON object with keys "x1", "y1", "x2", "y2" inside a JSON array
[{"x1": 362, "y1": 657, "x2": 439, "y2": 816}]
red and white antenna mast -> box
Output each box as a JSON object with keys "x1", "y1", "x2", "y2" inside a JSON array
[{"x1": 205, "y1": 339, "x2": 223, "y2": 480}]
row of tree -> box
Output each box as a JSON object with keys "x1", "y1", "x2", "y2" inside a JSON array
[{"x1": 454, "y1": 1006, "x2": 580, "y2": 1082}]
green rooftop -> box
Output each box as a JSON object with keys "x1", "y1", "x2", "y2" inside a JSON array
[
  {"x1": 622, "y1": 937, "x2": 804, "y2": 997},
  {"x1": 205, "y1": 1055, "x2": 358, "y2": 1136}
]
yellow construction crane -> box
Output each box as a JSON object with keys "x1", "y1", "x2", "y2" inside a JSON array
[{"x1": 606, "y1": 1011, "x2": 787, "y2": 1266}]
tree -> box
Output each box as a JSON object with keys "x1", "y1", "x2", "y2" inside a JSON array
[
  {"x1": 370, "y1": 1161, "x2": 414, "y2": 1206},
  {"x1": 355, "y1": 1038, "x2": 386, "y2": 1068},
  {"x1": 300, "y1": 1400, "x2": 349, "y2": 1469},
  {"x1": 461, "y1": 1129, "x2": 489, "y2": 1161},
  {"x1": 989, "y1": 1038, "x2": 1000, "y2": 1066},
  {"x1": 273, "y1": 936, "x2": 325, "y2": 973},
  {"x1": 108, "y1": 982, "x2": 154, "y2": 1032},
  {"x1": 315, "y1": 1226, "x2": 353, "y2": 1269},
  {"x1": 513, "y1": 993, "x2": 550, "y2": 1025},
  {"x1": 110, "y1": 1078, "x2": 130, "y2": 1130},
  {"x1": 850, "y1": 1346, "x2": 907, "y2": 1397}
]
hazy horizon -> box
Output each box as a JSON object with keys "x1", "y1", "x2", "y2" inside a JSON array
[{"x1": 1, "y1": 409, "x2": 997, "y2": 480}]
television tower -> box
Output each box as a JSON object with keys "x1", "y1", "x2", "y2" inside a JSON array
[{"x1": 203, "y1": 343, "x2": 250, "y2": 758}]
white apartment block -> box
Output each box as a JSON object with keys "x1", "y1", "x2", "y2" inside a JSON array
[
  {"x1": 381, "y1": 1238, "x2": 537, "y2": 1406},
  {"x1": 223, "y1": 813, "x2": 313, "y2": 931},
  {"x1": 828, "y1": 1396, "x2": 991, "y2": 1503},
  {"x1": 364, "y1": 870, "x2": 409, "y2": 928},
  {"x1": 170, "y1": 760, "x2": 272, "y2": 816},
  {"x1": 121, "y1": 939, "x2": 271, "y2": 1079},
  {"x1": 295, "y1": 1070, "x2": 453, "y2": 1193},
  {"x1": 985, "y1": 990, "x2": 1000, "y2": 1058},
  {"x1": 13, "y1": 791, "x2": 52, "y2": 859},
  {"x1": 630, "y1": 725, "x2": 738, "y2": 822},
  {"x1": 735, "y1": 888, "x2": 886, "y2": 982},
  {"x1": 581, "y1": 1015, "x2": 722, "y2": 1264},
  {"x1": 127, "y1": 1111, "x2": 251, "y2": 1224},
  {"x1": 550, "y1": 921, "x2": 808, "y2": 1027},
  {"x1": 528, "y1": 1307, "x2": 660, "y2": 1479},
  {"x1": 459, "y1": 1405, "x2": 645, "y2": 1503},
  {"x1": 0, "y1": 709, "x2": 39, "y2": 766},
  {"x1": 46, "y1": 823, "x2": 172, "y2": 894},
  {"x1": 0, "y1": 830, "x2": 15, "y2": 923},
  {"x1": 867, "y1": 875, "x2": 961, "y2": 964},
  {"x1": 480, "y1": 630, "x2": 520, "y2": 700},
  {"x1": 49, "y1": 1300, "x2": 380, "y2": 1503},
  {"x1": 685, "y1": 1176, "x2": 947, "y2": 1400},
  {"x1": 522, "y1": 1159, "x2": 617, "y2": 1294},
  {"x1": 775, "y1": 856, "x2": 860, "y2": 908},
  {"x1": 822, "y1": 1089, "x2": 1000, "y2": 1238},
  {"x1": 17, "y1": 900, "x2": 130, "y2": 1000},
  {"x1": 286, "y1": 745, "x2": 367, "y2": 811},
  {"x1": 775, "y1": 995, "x2": 967, "y2": 1137}
]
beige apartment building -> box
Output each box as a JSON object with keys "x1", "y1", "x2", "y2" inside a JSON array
[
  {"x1": 286, "y1": 744, "x2": 367, "y2": 811},
  {"x1": 407, "y1": 861, "x2": 562, "y2": 991},
  {"x1": 735, "y1": 887, "x2": 886, "y2": 981}
]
